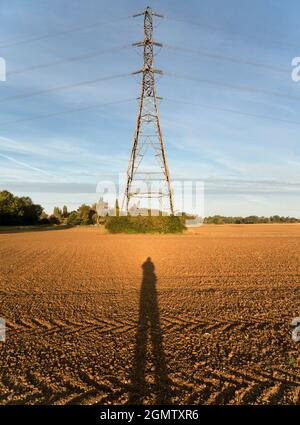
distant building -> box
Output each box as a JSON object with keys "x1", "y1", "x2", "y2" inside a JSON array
[{"x1": 96, "y1": 197, "x2": 109, "y2": 217}]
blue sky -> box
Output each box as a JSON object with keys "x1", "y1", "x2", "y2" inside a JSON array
[{"x1": 0, "y1": 0, "x2": 299, "y2": 215}]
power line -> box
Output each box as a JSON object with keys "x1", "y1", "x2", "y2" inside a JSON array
[
  {"x1": 163, "y1": 44, "x2": 289, "y2": 74},
  {"x1": 164, "y1": 98, "x2": 300, "y2": 127},
  {"x1": 164, "y1": 15, "x2": 300, "y2": 51},
  {"x1": 8, "y1": 45, "x2": 132, "y2": 76},
  {"x1": 164, "y1": 71, "x2": 300, "y2": 103},
  {"x1": 2, "y1": 94, "x2": 299, "y2": 136},
  {"x1": 0, "y1": 72, "x2": 133, "y2": 104},
  {"x1": 9, "y1": 89, "x2": 295, "y2": 131},
  {"x1": 4, "y1": 43, "x2": 289, "y2": 83},
  {"x1": 0, "y1": 98, "x2": 136, "y2": 127},
  {"x1": 0, "y1": 16, "x2": 131, "y2": 49}
]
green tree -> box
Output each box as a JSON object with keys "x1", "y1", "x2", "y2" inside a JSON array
[
  {"x1": 39, "y1": 211, "x2": 50, "y2": 224},
  {"x1": 53, "y1": 207, "x2": 62, "y2": 222},
  {"x1": 67, "y1": 211, "x2": 80, "y2": 225},
  {"x1": 92, "y1": 212, "x2": 98, "y2": 224},
  {"x1": 62, "y1": 205, "x2": 68, "y2": 218},
  {"x1": 0, "y1": 191, "x2": 43, "y2": 225},
  {"x1": 115, "y1": 199, "x2": 120, "y2": 217},
  {"x1": 48, "y1": 215, "x2": 60, "y2": 225},
  {"x1": 244, "y1": 215, "x2": 259, "y2": 224},
  {"x1": 77, "y1": 204, "x2": 94, "y2": 225},
  {"x1": 0, "y1": 191, "x2": 16, "y2": 224}
]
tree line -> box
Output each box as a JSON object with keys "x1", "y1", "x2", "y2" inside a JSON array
[
  {"x1": 48, "y1": 204, "x2": 98, "y2": 225},
  {"x1": 0, "y1": 190, "x2": 299, "y2": 226},
  {"x1": 0, "y1": 190, "x2": 99, "y2": 226},
  {"x1": 0, "y1": 190, "x2": 43, "y2": 225},
  {"x1": 204, "y1": 215, "x2": 300, "y2": 224},
  {"x1": 0, "y1": 191, "x2": 121, "y2": 226}
]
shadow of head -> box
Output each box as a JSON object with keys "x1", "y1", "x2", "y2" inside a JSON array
[{"x1": 142, "y1": 256, "x2": 155, "y2": 277}]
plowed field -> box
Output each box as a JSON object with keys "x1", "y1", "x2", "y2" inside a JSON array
[{"x1": 0, "y1": 224, "x2": 299, "y2": 404}]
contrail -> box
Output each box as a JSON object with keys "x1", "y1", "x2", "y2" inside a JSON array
[{"x1": 0, "y1": 152, "x2": 53, "y2": 177}]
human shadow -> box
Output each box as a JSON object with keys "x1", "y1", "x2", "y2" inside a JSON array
[{"x1": 129, "y1": 257, "x2": 171, "y2": 404}]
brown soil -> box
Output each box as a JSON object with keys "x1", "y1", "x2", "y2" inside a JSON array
[{"x1": 0, "y1": 224, "x2": 299, "y2": 404}]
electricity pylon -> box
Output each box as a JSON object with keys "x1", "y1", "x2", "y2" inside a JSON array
[{"x1": 123, "y1": 6, "x2": 174, "y2": 215}]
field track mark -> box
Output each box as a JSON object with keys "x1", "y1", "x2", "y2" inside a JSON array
[
  {"x1": 229, "y1": 369, "x2": 271, "y2": 385},
  {"x1": 259, "y1": 382, "x2": 287, "y2": 404},
  {"x1": 65, "y1": 374, "x2": 131, "y2": 405},
  {"x1": 1, "y1": 366, "x2": 299, "y2": 405},
  {"x1": 1, "y1": 371, "x2": 96, "y2": 405},
  {"x1": 208, "y1": 369, "x2": 247, "y2": 387},
  {"x1": 291, "y1": 386, "x2": 300, "y2": 404},
  {"x1": 161, "y1": 315, "x2": 269, "y2": 335},
  {"x1": 4, "y1": 316, "x2": 137, "y2": 338},
  {"x1": 173, "y1": 367, "x2": 296, "y2": 404},
  {"x1": 0, "y1": 374, "x2": 40, "y2": 404},
  {"x1": 206, "y1": 369, "x2": 290, "y2": 404},
  {"x1": 205, "y1": 383, "x2": 237, "y2": 404},
  {"x1": 26, "y1": 371, "x2": 57, "y2": 404},
  {"x1": 235, "y1": 382, "x2": 268, "y2": 404},
  {"x1": 185, "y1": 384, "x2": 208, "y2": 404},
  {"x1": 252, "y1": 369, "x2": 300, "y2": 387},
  {"x1": 271, "y1": 367, "x2": 300, "y2": 383}
]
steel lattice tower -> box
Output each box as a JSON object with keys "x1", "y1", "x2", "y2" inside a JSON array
[{"x1": 123, "y1": 6, "x2": 174, "y2": 215}]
